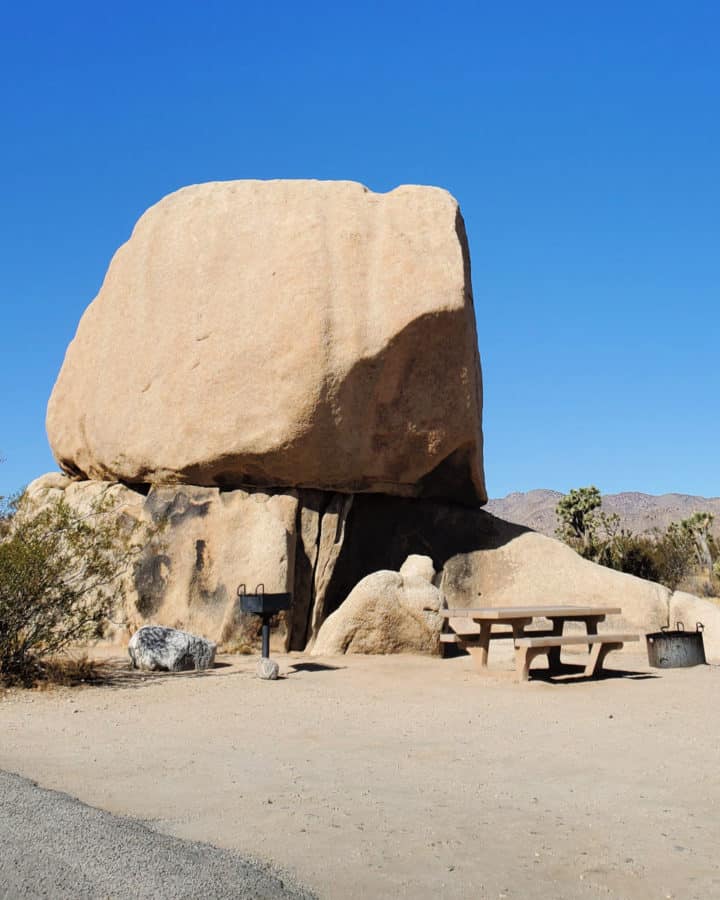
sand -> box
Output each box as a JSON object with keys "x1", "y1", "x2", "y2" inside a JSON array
[{"x1": 1, "y1": 647, "x2": 719, "y2": 899}]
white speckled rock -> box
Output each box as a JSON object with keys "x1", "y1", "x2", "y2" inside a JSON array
[
  {"x1": 256, "y1": 658, "x2": 280, "y2": 680},
  {"x1": 128, "y1": 626, "x2": 217, "y2": 672}
]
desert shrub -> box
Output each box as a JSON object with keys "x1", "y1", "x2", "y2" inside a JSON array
[
  {"x1": 33, "y1": 654, "x2": 107, "y2": 688},
  {"x1": 555, "y1": 489, "x2": 654, "y2": 576},
  {"x1": 0, "y1": 489, "x2": 152, "y2": 684},
  {"x1": 555, "y1": 487, "x2": 716, "y2": 592},
  {"x1": 650, "y1": 522, "x2": 696, "y2": 591},
  {"x1": 597, "y1": 531, "x2": 661, "y2": 582},
  {"x1": 0, "y1": 494, "x2": 13, "y2": 539}
]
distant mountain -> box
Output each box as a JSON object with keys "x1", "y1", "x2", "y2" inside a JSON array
[{"x1": 485, "y1": 490, "x2": 720, "y2": 538}]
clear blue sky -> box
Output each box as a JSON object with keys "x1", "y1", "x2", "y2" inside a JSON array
[{"x1": 1, "y1": 1, "x2": 718, "y2": 500}]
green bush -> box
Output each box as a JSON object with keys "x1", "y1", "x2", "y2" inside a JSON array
[
  {"x1": 596, "y1": 531, "x2": 661, "y2": 583},
  {"x1": 555, "y1": 487, "x2": 718, "y2": 594},
  {"x1": 0, "y1": 489, "x2": 150, "y2": 684}
]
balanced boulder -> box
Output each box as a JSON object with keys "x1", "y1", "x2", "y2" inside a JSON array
[
  {"x1": 128, "y1": 625, "x2": 217, "y2": 671},
  {"x1": 47, "y1": 179, "x2": 486, "y2": 505}
]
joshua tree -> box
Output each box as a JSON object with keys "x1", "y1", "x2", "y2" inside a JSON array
[
  {"x1": 555, "y1": 486, "x2": 602, "y2": 555},
  {"x1": 681, "y1": 512, "x2": 715, "y2": 585}
]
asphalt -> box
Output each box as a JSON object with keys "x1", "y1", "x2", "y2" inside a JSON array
[{"x1": 0, "y1": 770, "x2": 315, "y2": 900}]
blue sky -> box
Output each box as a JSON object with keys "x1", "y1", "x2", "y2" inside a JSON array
[{"x1": 1, "y1": 1, "x2": 718, "y2": 499}]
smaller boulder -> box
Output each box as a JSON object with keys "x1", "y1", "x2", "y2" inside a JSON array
[
  {"x1": 256, "y1": 658, "x2": 280, "y2": 680},
  {"x1": 311, "y1": 555, "x2": 445, "y2": 656},
  {"x1": 128, "y1": 626, "x2": 217, "y2": 672}
]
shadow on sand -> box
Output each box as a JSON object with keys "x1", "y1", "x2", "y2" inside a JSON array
[
  {"x1": 62, "y1": 657, "x2": 347, "y2": 691},
  {"x1": 286, "y1": 662, "x2": 345, "y2": 675},
  {"x1": 68, "y1": 657, "x2": 243, "y2": 691},
  {"x1": 528, "y1": 663, "x2": 659, "y2": 685}
]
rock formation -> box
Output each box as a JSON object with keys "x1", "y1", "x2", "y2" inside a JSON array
[
  {"x1": 47, "y1": 180, "x2": 485, "y2": 506},
  {"x1": 38, "y1": 178, "x2": 717, "y2": 663},
  {"x1": 26, "y1": 474, "x2": 720, "y2": 663}
]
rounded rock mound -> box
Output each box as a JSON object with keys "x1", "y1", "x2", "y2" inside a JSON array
[{"x1": 47, "y1": 179, "x2": 486, "y2": 505}]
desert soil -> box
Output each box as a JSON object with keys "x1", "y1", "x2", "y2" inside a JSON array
[{"x1": 1, "y1": 647, "x2": 718, "y2": 900}]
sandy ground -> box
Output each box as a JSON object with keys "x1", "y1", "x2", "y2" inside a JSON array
[{"x1": 1, "y1": 646, "x2": 719, "y2": 900}]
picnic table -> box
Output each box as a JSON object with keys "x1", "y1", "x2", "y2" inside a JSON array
[{"x1": 440, "y1": 605, "x2": 638, "y2": 681}]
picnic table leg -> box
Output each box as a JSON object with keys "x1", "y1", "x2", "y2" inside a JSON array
[
  {"x1": 585, "y1": 617, "x2": 599, "y2": 653},
  {"x1": 547, "y1": 619, "x2": 564, "y2": 673},
  {"x1": 584, "y1": 641, "x2": 623, "y2": 677},
  {"x1": 512, "y1": 620, "x2": 537, "y2": 681},
  {"x1": 511, "y1": 620, "x2": 533, "y2": 643},
  {"x1": 514, "y1": 645, "x2": 531, "y2": 681},
  {"x1": 514, "y1": 646, "x2": 550, "y2": 682},
  {"x1": 466, "y1": 622, "x2": 492, "y2": 673}
]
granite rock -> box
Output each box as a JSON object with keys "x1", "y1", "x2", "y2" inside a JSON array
[
  {"x1": 46, "y1": 179, "x2": 485, "y2": 505},
  {"x1": 311, "y1": 555, "x2": 444, "y2": 656},
  {"x1": 128, "y1": 625, "x2": 217, "y2": 672},
  {"x1": 256, "y1": 658, "x2": 280, "y2": 680}
]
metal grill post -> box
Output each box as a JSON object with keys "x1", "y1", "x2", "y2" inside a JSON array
[
  {"x1": 261, "y1": 614, "x2": 271, "y2": 659},
  {"x1": 236, "y1": 583, "x2": 292, "y2": 663}
]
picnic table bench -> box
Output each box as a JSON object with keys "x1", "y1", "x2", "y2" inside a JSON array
[{"x1": 440, "y1": 605, "x2": 639, "y2": 681}]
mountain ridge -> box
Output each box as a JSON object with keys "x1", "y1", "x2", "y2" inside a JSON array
[{"x1": 485, "y1": 490, "x2": 720, "y2": 538}]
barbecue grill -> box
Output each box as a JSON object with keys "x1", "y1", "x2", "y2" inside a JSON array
[{"x1": 237, "y1": 584, "x2": 292, "y2": 658}]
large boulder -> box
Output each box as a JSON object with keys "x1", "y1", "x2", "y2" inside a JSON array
[
  {"x1": 46, "y1": 180, "x2": 486, "y2": 506},
  {"x1": 311, "y1": 555, "x2": 444, "y2": 655}
]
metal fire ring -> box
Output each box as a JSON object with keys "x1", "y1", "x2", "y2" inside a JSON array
[{"x1": 646, "y1": 621, "x2": 706, "y2": 668}]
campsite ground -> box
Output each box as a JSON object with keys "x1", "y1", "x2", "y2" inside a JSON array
[{"x1": 1, "y1": 647, "x2": 718, "y2": 899}]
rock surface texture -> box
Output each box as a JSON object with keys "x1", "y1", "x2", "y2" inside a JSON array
[
  {"x1": 47, "y1": 179, "x2": 486, "y2": 505},
  {"x1": 669, "y1": 591, "x2": 720, "y2": 663},
  {"x1": 25, "y1": 474, "x2": 300, "y2": 646},
  {"x1": 128, "y1": 626, "x2": 217, "y2": 672}
]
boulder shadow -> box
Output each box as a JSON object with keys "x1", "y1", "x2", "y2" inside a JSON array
[
  {"x1": 286, "y1": 662, "x2": 345, "y2": 674},
  {"x1": 322, "y1": 496, "x2": 531, "y2": 619},
  {"x1": 76, "y1": 657, "x2": 245, "y2": 691}
]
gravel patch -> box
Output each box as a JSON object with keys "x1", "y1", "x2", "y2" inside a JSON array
[{"x1": 0, "y1": 769, "x2": 315, "y2": 899}]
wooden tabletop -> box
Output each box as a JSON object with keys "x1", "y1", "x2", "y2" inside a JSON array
[{"x1": 440, "y1": 606, "x2": 622, "y2": 620}]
